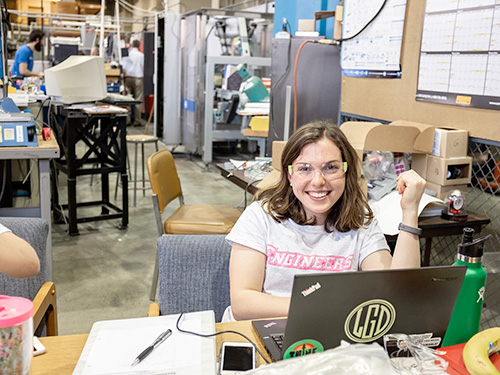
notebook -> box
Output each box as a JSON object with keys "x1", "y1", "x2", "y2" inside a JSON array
[
  {"x1": 252, "y1": 266, "x2": 466, "y2": 361},
  {"x1": 73, "y1": 310, "x2": 217, "y2": 375}
]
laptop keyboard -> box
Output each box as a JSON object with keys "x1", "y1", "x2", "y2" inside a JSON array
[{"x1": 271, "y1": 334, "x2": 284, "y2": 350}]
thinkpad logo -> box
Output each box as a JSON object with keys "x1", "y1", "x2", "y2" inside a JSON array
[{"x1": 301, "y1": 282, "x2": 321, "y2": 297}]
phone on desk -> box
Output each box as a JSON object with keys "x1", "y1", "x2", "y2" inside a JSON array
[
  {"x1": 33, "y1": 336, "x2": 46, "y2": 356},
  {"x1": 219, "y1": 341, "x2": 256, "y2": 374}
]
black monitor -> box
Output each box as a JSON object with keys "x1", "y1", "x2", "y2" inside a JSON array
[
  {"x1": 53, "y1": 44, "x2": 79, "y2": 65},
  {"x1": 121, "y1": 47, "x2": 129, "y2": 57}
]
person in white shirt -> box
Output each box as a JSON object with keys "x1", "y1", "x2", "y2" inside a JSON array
[
  {"x1": 121, "y1": 40, "x2": 144, "y2": 125},
  {"x1": 224, "y1": 120, "x2": 426, "y2": 321},
  {"x1": 0, "y1": 223, "x2": 40, "y2": 278}
]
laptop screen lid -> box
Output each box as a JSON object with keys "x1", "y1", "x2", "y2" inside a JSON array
[{"x1": 280, "y1": 265, "x2": 466, "y2": 359}]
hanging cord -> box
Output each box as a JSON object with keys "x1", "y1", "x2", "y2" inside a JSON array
[
  {"x1": 292, "y1": 39, "x2": 313, "y2": 133},
  {"x1": 292, "y1": 0, "x2": 388, "y2": 132},
  {"x1": 334, "y1": 0, "x2": 388, "y2": 42},
  {"x1": 175, "y1": 312, "x2": 271, "y2": 364}
]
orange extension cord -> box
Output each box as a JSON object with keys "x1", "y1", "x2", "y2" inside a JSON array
[{"x1": 293, "y1": 40, "x2": 313, "y2": 133}]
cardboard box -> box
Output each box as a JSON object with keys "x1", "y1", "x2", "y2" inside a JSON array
[
  {"x1": 426, "y1": 155, "x2": 472, "y2": 186},
  {"x1": 340, "y1": 120, "x2": 436, "y2": 170},
  {"x1": 298, "y1": 19, "x2": 316, "y2": 32},
  {"x1": 424, "y1": 181, "x2": 468, "y2": 200},
  {"x1": 257, "y1": 141, "x2": 286, "y2": 190},
  {"x1": 432, "y1": 128, "x2": 469, "y2": 158},
  {"x1": 79, "y1": 3, "x2": 101, "y2": 15},
  {"x1": 412, "y1": 153, "x2": 429, "y2": 179},
  {"x1": 51, "y1": 1, "x2": 79, "y2": 14},
  {"x1": 104, "y1": 63, "x2": 121, "y2": 77}
]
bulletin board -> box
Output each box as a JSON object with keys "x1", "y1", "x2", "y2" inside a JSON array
[{"x1": 340, "y1": 0, "x2": 500, "y2": 143}]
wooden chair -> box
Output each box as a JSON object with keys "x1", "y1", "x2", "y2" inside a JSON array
[
  {"x1": 148, "y1": 234, "x2": 231, "y2": 322},
  {"x1": 146, "y1": 150, "x2": 241, "y2": 300},
  {"x1": 0, "y1": 217, "x2": 58, "y2": 335}
]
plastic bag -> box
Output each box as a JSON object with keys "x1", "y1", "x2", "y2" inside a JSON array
[
  {"x1": 363, "y1": 151, "x2": 395, "y2": 181},
  {"x1": 383, "y1": 333, "x2": 449, "y2": 374},
  {"x1": 246, "y1": 342, "x2": 397, "y2": 375}
]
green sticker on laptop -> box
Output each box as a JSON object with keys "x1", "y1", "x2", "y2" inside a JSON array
[{"x1": 283, "y1": 339, "x2": 324, "y2": 359}]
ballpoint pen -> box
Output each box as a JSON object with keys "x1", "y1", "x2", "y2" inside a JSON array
[{"x1": 131, "y1": 329, "x2": 172, "y2": 367}]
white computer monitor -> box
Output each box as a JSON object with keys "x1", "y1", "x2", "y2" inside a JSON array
[{"x1": 45, "y1": 55, "x2": 107, "y2": 104}]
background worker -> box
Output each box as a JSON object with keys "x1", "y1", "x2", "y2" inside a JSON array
[
  {"x1": 121, "y1": 39, "x2": 144, "y2": 125},
  {"x1": 11, "y1": 29, "x2": 45, "y2": 78}
]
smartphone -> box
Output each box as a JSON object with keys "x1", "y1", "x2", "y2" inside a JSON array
[
  {"x1": 219, "y1": 341, "x2": 256, "y2": 375},
  {"x1": 33, "y1": 336, "x2": 46, "y2": 356}
]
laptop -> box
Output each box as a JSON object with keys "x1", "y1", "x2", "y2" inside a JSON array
[{"x1": 252, "y1": 266, "x2": 466, "y2": 361}]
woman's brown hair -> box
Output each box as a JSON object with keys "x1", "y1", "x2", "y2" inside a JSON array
[{"x1": 255, "y1": 120, "x2": 373, "y2": 232}]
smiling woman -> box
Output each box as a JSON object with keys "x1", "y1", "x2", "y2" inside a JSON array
[{"x1": 223, "y1": 120, "x2": 426, "y2": 322}]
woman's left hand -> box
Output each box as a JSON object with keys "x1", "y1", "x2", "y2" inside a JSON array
[{"x1": 396, "y1": 170, "x2": 426, "y2": 212}]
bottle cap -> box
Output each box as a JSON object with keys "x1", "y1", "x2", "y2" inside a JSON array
[{"x1": 0, "y1": 295, "x2": 33, "y2": 328}]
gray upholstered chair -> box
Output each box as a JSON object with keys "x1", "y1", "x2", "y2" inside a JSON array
[
  {"x1": 147, "y1": 149, "x2": 241, "y2": 301},
  {"x1": 0, "y1": 217, "x2": 58, "y2": 336},
  {"x1": 148, "y1": 234, "x2": 231, "y2": 322}
]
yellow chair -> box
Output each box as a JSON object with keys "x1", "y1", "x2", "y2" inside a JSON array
[
  {"x1": 147, "y1": 150, "x2": 242, "y2": 300},
  {"x1": 33, "y1": 282, "x2": 58, "y2": 335}
]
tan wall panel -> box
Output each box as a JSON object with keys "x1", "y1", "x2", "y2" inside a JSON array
[{"x1": 341, "y1": 0, "x2": 500, "y2": 142}]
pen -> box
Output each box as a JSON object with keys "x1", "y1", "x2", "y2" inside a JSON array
[{"x1": 131, "y1": 329, "x2": 172, "y2": 367}]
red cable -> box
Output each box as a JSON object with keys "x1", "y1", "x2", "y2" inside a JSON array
[{"x1": 293, "y1": 40, "x2": 313, "y2": 133}]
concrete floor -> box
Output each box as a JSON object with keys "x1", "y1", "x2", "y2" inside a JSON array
[{"x1": 52, "y1": 125, "x2": 253, "y2": 335}]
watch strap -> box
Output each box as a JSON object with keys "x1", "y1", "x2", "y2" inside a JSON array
[{"x1": 398, "y1": 223, "x2": 422, "y2": 236}]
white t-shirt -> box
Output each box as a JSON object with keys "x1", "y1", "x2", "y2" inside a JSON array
[
  {"x1": 122, "y1": 48, "x2": 144, "y2": 78},
  {"x1": 225, "y1": 201, "x2": 389, "y2": 313},
  {"x1": 0, "y1": 223, "x2": 10, "y2": 234}
]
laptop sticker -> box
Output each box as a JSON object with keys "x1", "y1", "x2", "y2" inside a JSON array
[
  {"x1": 344, "y1": 299, "x2": 396, "y2": 343},
  {"x1": 283, "y1": 339, "x2": 324, "y2": 359}
]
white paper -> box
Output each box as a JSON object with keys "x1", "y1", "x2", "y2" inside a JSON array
[
  {"x1": 82, "y1": 320, "x2": 200, "y2": 375},
  {"x1": 73, "y1": 312, "x2": 217, "y2": 375},
  {"x1": 369, "y1": 191, "x2": 443, "y2": 235},
  {"x1": 341, "y1": 0, "x2": 407, "y2": 71}
]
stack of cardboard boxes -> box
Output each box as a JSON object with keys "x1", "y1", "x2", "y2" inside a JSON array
[
  {"x1": 257, "y1": 122, "x2": 471, "y2": 204},
  {"x1": 412, "y1": 128, "x2": 471, "y2": 200}
]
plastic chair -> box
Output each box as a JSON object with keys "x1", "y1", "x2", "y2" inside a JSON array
[
  {"x1": 146, "y1": 149, "x2": 241, "y2": 300},
  {"x1": 147, "y1": 234, "x2": 231, "y2": 322}
]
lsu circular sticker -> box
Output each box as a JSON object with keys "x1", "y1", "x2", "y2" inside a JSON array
[
  {"x1": 283, "y1": 339, "x2": 324, "y2": 359},
  {"x1": 344, "y1": 299, "x2": 396, "y2": 343}
]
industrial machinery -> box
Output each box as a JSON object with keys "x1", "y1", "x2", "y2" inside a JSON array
[
  {"x1": 0, "y1": 113, "x2": 38, "y2": 147},
  {"x1": 155, "y1": 8, "x2": 273, "y2": 164}
]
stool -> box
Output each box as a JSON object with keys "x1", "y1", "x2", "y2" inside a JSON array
[
  {"x1": 125, "y1": 134, "x2": 159, "y2": 206},
  {"x1": 115, "y1": 100, "x2": 158, "y2": 206}
]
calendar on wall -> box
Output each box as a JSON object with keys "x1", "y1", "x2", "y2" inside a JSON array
[
  {"x1": 341, "y1": 0, "x2": 407, "y2": 78},
  {"x1": 416, "y1": 0, "x2": 500, "y2": 110}
]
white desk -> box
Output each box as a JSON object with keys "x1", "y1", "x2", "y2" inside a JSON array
[{"x1": 0, "y1": 135, "x2": 59, "y2": 280}]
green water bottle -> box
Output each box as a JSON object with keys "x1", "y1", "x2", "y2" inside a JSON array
[{"x1": 442, "y1": 228, "x2": 491, "y2": 347}]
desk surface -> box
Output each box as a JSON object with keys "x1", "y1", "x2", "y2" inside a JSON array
[
  {"x1": 33, "y1": 321, "x2": 270, "y2": 374},
  {"x1": 216, "y1": 163, "x2": 261, "y2": 195},
  {"x1": 0, "y1": 135, "x2": 59, "y2": 159}
]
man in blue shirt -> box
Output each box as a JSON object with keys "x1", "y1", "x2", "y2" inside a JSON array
[{"x1": 11, "y1": 29, "x2": 45, "y2": 78}]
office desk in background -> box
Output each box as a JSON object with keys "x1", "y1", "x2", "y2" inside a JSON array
[
  {"x1": 216, "y1": 163, "x2": 260, "y2": 195},
  {"x1": 32, "y1": 321, "x2": 271, "y2": 375},
  {"x1": 49, "y1": 103, "x2": 128, "y2": 235},
  {"x1": 0, "y1": 135, "x2": 59, "y2": 280},
  {"x1": 215, "y1": 163, "x2": 491, "y2": 266}
]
